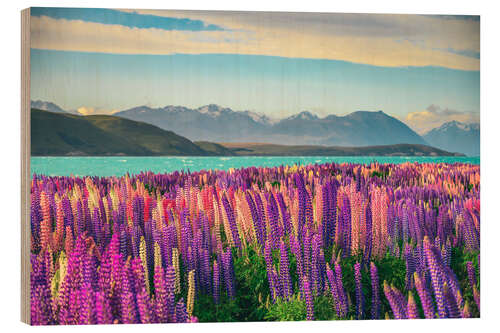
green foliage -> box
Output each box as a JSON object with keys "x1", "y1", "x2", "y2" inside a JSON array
[
  {"x1": 265, "y1": 294, "x2": 306, "y2": 321},
  {"x1": 450, "y1": 247, "x2": 480, "y2": 317},
  {"x1": 193, "y1": 242, "x2": 479, "y2": 321}
]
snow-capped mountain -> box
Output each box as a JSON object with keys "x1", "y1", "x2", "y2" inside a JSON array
[
  {"x1": 115, "y1": 105, "x2": 427, "y2": 147},
  {"x1": 31, "y1": 100, "x2": 80, "y2": 115},
  {"x1": 423, "y1": 121, "x2": 480, "y2": 156}
]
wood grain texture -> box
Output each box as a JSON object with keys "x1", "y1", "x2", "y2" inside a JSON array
[{"x1": 21, "y1": 7, "x2": 31, "y2": 325}]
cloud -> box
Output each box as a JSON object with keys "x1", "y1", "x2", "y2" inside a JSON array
[
  {"x1": 30, "y1": 11, "x2": 480, "y2": 70},
  {"x1": 31, "y1": 7, "x2": 224, "y2": 31},
  {"x1": 77, "y1": 106, "x2": 118, "y2": 116},
  {"x1": 402, "y1": 105, "x2": 479, "y2": 134}
]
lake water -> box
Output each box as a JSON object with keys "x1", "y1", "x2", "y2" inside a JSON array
[{"x1": 30, "y1": 156, "x2": 480, "y2": 177}]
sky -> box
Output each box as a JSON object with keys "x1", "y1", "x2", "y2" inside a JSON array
[{"x1": 30, "y1": 7, "x2": 480, "y2": 133}]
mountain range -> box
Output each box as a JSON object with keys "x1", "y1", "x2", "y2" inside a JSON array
[
  {"x1": 423, "y1": 120, "x2": 480, "y2": 156},
  {"x1": 114, "y1": 105, "x2": 428, "y2": 147},
  {"x1": 30, "y1": 100, "x2": 479, "y2": 155},
  {"x1": 31, "y1": 109, "x2": 463, "y2": 157}
]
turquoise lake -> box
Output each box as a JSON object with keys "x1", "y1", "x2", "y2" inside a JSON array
[{"x1": 31, "y1": 156, "x2": 480, "y2": 177}]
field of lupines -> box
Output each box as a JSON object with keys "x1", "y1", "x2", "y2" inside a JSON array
[{"x1": 30, "y1": 162, "x2": 480, "y2": 325}]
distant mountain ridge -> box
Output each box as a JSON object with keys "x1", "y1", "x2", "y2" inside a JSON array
[
  {"x1": 31, "y1": 100, "x2": 478, "y2": 156},
  {"x1": 114, "y1": 104, "x2": 428, "y2": 147},
  {"x1": 31, "y1": 109, "x2": 463, "y2": 157},
  {"x1": 30, "y1": 100, "x2": 80, "y2": 115},
  {"x1": 423, "y1": 120, "x2": 480, "y2": 156}
]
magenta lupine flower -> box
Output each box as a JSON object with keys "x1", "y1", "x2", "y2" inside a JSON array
[
  {"x1": 354, "y1": 262, "x2": 364, "y2": 319},
  {"x1": 153, "y1": 265, "x2": 168, "y2": 323},
  {"x1": 302, "y1": 275, "x2": 314, "y2": 321},
  {"x1": 78, "y1": 284, "x2": 96, "y2": 325},
  {"x1": 370, "y1": 262, "x2": 380, "y2": 319},
  {"x1": 302, "y1": 232, "x2": 312, "y2": 280},
  {"x1": 120, "y1": 291, "x2": 138, "y2": 324},
  {"x1": 95, "y1": 292, "x2": 113, "y2": 324},
  {"x1": 136, "y1": 288, "x2": 153, "y2": 324}
]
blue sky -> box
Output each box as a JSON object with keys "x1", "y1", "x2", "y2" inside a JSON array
[{"x1": 30, "y1": 8, "x2": 480, "y2": 133}]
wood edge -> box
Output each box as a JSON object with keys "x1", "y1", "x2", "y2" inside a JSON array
[{"x1": 21, "y1": 7, "x2": 31, "y2": 325}]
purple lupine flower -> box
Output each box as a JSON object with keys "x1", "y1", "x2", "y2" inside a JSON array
[
  {"x1": 354, "y1": 262, "x2": 364, "y2": 319},
  {"x1": 266, "y1": 193, "x2": 281, "y2": 249},
  {"x1": 404, "y1": 243, "x2": 416, "y2": 290},
  {"x1": 302, "y1": 275, "x2": 314, "y2": 321},
  {"x1": 364, "y1": 203, "x2": 373, "y2": 263},
  {"x1": 343, "y1": 195, "x2": 352, "y2": 257},
  {"x1": 264, "y1": 241, "x2": 277, "y2": 301},
  {"x1": 277, "y1": 192, "x2": 291, "y2": 236},
  {"x1": 311, "y1": 234, "x2": 321, "y2": 296},
  {"x1": 221, "y1": 193, "x2": 241, "y2": 249},
  {"x1": 423, "y1": 237, "x2": 447, "y2": 318},
  {"x1": 334, "y1": 261, "x2": 348, "y2": 317},
  {"x1": 326, "y1": 264, "x2": 342, "y2": 318},
  {"x1": 245, "y1": 192, "x2": 265, "y2": 246},
  {"x1": 466, "y1": 261, "x2": 477, "y2": 289},
  {"x1": 175, "y1": 298, "x2": 188, "y2": 323},
  {"x1": 279, "y1": 240, "x2": 292, "y2": 299},
  {"x1": 290, "y1": 235, "x2": 304, "y2": 287},
  {"x1": 383, "y1": 282, "x2": 406, "y2": 319},
  {"x1": 31, "y1": 284, "x2": 54, "y2": 325},
  {"x1": 370, "y1": 262, "x2": 380, "y2": 320},
  {"x1": 213, "y1": 260, "x2": 220, "y2": 304},
  {"x1": 414, "y1": 272, "x2": 435, "y2": 319},
  {"x1": 222, "y1": 249, "x2": 235, "y2": 299},
  {"x1": 443, "y1": 284, "x2": 460, "y2": 318},
  {"x1": 165, "y1": 265, "x2": 176, "y2": 322}
]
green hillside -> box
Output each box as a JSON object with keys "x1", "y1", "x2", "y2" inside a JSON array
[
  {"x1": 31, "y1": 109, "x2": 207, "y2": 156},
  {"x1": 219, "y1": 142, "x2": 464, "y2": 157}
]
